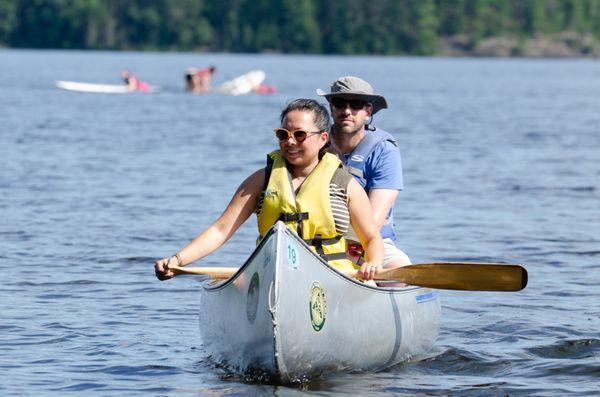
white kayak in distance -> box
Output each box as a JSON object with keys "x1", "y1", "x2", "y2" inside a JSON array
[
  {"x1": 198, "y1": 221, "x2": 441, "y2": 382},
  {"x1": 213, "y1": 70, "x2": 266, "y2": 96},
  {"x1": 55, "y1": 80, "x2": 160, "y2": 94}
]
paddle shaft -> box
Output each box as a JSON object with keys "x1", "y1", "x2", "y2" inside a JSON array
[
  {"x1": 169, "y1": 266, "x2": 237, "y2": 280},
  {"x1": 169, "y1": 262, "x2": 527, "y2": 292}
]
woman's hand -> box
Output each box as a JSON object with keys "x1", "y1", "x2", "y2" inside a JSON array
[
  {"x1": 357, "y1": 261, "x2": 382, "y2": 281},
  {"x1": 155, "y1": 257, "x2": 176, "y2": 281}
]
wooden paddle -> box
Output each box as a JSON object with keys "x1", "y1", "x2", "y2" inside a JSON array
[
  {"x1": 169, "y1": 262, "x2": 528, "y2": 291},
  {"x1": 169, "y1": 266, "x2": 238, "y2": 279},
  {"x1": 374, "y1": 262, "x2": 528, "y2": 291}
]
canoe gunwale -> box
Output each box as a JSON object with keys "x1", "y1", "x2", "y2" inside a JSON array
[
  {"x1": 202, "y1": 222, "x2": 422, "y2": 294},
  {"x1": 281, "y1": 224, "x2": 423, "y2": 294}
]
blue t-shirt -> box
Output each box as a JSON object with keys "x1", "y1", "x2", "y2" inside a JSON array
[
  {"x1": 341, "y1": 129, "x2": 403, "y2": 241},
  {"x1": 342, "y1": 131, "x2": 404, "y2": 192}
]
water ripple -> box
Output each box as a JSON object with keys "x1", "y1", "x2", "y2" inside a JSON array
[{"x1": 528, "y1": 338, "x2": 600, "y2": 360}]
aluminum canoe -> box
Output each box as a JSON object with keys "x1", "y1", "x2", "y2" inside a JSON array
[{"x1": 198, "y1": 221, "x2": 441, "y2": 382}]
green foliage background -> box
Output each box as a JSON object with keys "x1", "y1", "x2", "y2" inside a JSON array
[{"x1": 1, "y1": 0, "x2": 599, "y2": 54}]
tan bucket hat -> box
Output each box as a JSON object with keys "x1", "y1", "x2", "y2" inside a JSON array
[{"x1": 317, "y1": 76, "x2": 388, "y2": 114}]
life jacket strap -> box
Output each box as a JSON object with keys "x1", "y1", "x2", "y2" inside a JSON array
[
  {"x1": 303, "y1": 234, "x2": 342, "y2": 247},
  {"x1": 278, "y1": 212, "x2": 309, "y2": 222},
  {"x1": 279, "y1": 212, "x2": 309, "y2": 237},
  {"x1": 305, "y1": 234, "x2": 347, "y2": 263},
  {"x1": 320, "y1": 252, "x2": 348, "y2": 261}
]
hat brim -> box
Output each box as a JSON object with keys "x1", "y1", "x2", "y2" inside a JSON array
[{"x1": 316, "y1": 88, "x2": 388, "y2": 114}]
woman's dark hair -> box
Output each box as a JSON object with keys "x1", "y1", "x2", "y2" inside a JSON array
[{"x1": 280, "y1": 99, "x2": 331, "y2": 132}]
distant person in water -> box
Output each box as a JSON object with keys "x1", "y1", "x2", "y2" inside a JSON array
[
  {"x1": 121, "y1": 69, "x2": 150, "y2": 92},
  {"x1": 185, "y1": 65, "x2": 216, "y2": 93}
]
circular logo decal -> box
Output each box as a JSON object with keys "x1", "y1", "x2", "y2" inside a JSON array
[
  {"x1": 246, "y1": 272, "x2": 260, "y2": 324},
  {"x1": 309, "y1": 281, "x2": 327, "y2": 332}
]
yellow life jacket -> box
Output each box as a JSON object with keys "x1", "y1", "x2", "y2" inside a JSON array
[{"x1": 257, "y1": 151, "x2": 357, "y2": 272}]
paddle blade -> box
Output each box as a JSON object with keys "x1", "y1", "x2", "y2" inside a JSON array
[{"x1": 377, "y1": 262, "x2": 528, "y2": 291}]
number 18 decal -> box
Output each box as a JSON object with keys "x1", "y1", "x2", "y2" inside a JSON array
[{"x1": 286, "y1": 238, "x2": 299, "y2": 269}]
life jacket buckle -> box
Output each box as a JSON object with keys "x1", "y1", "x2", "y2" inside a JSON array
[
  {"x1": 279, "y1": 212, "x2": 309, "y2": 222},
  {"x1": 313, "y1": 234, "x2": 323, "y2": 247}
]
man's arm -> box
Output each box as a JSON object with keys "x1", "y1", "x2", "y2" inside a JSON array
[
  {"x1": 365, "y1": 140, "x2": 403, "y2": 227},
  {"x1": 368, "y1": 188, "x2": 398, "y2": 228}
]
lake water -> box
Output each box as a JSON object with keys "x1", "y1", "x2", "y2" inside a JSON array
[{"x1": 1, "y1": 49, "x2": 598, "y2": 396}]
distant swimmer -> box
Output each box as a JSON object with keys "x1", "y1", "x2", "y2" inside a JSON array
[
  {"x1": 185, "y1": 65, "x2": 216, "y2": 93},
  {"x1": 121, "y1": 69, "x2": 150, "y2": 92}
]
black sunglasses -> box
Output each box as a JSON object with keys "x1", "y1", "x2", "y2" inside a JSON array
[
  {"x1": 330, "y1": 97, "x2": 368, "y2": 110},
  {"x1": 274, "y1": 128, "x2": 321, "y2": 143}
]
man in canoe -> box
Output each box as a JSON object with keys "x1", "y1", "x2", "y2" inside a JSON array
[
  {"x1": 155, "y1": 99, "x2": 383, "y2": 281},
  {"x1": 317, "y1": 76, "x2": 411, "y2": 271}
]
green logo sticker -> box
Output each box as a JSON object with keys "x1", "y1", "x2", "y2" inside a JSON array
[
  {"x1": 309, "y1": 281, "x2": 327, "y2": 332},
  {"x1": 246, "y1": 272, "x2": 260, "y2": 324}
]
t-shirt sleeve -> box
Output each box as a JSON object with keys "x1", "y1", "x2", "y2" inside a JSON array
[{"x1": 365, "y1": 140, "x2": 404, "y2": 191}]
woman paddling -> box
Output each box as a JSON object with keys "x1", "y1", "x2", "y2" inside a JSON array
[{"x1": 155, "y1": 99, "x2": 383, "y2": 281}]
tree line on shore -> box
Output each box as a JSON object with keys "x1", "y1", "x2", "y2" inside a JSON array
[{"x1": 1, "y1": 0, "x2": 599, "y2": 56}]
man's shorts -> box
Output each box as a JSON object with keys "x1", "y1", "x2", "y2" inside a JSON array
[{"x1": 382, "y1": 238, "x2": 412, "y2": 268}]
